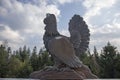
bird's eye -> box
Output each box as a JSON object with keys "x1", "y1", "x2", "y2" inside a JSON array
[{"x1": 46, "y1": 13, "x2": 50, "y2": 17}]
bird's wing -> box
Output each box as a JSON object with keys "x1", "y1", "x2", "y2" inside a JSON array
[
  {"x1": 48, "y1": 36, "x2": 82, "y2": 68},
  {"x1": 69, "y1": 15, "x2": 90, "y2": 57}
]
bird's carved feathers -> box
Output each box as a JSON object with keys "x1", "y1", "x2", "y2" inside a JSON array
[
  {"x1": 43, "y1": 13, "x2": 90, "y2": 68},
  {"x1": 48, "y1": 36, "x2": 82, "y2": 68},
  {"x1": 69, "y1": 15, "x2": 90, "y2": 56}
]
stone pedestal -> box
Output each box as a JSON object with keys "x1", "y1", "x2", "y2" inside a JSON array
[
  {"x1": 30, "y1": 70, "x2": 83, "y2": 80},
  {"x1": 30, "y1": 65, "x2": 98, "y2": 80}
]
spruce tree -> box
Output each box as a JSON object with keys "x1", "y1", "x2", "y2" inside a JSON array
[
  {"x1": 0, "y1": 45, "x2": 9, "y2": 77},
  {"x1": 99, "y1": 42, "x2": 117, "y2": 78},
  {"x1": 30, "y1": 46, "x2": 39, "y2": 71}
]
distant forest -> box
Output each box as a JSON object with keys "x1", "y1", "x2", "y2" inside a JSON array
[{"x1": 0, "y1": 42, "x2": 120, "y2": 78}]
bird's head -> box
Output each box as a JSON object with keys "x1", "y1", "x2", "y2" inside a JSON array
[{"x1": 43, "y1": 13, "x2": 59, "y2": 35}]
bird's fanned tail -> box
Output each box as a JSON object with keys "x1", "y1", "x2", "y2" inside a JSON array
[{"x1": 69, "y1": 15, "x2": 90, "y2": 57}]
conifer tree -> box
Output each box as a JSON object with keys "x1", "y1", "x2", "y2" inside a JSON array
[
  {"x1": 0, "y1": 45, "x2": 9, "y2": 77},
  {"x1": 30, "y1": 46, "x2": 39, "y2": 71},
  {"x1": 99, "y1": 42, "x2": 117, "y2": 78},
  {"x1": 7, "y1": 55, "x2": 22, "y2": 77}
]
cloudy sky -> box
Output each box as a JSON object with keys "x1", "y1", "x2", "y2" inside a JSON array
[{"x1": 0, "y1": 0, "x2": 120, "y2": 52}]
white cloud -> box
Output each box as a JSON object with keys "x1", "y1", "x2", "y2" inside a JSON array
[
  {"x1": 82, "y1": 0, "x2": 120, "y2": 51},
  {"x1": 0, "y1": 0, "x2": 60, "y2": 50},
  {"x1": 0, "y1": 0, "x2": 60, "y2": 33},
  {"x1": 0, "y1": 41, "x2": 2, "y2": 45},
  {"x1": 83, "y1": 0, "x2": 117, "y2": 22},
  {"x1": 55, "y1": 0, "x2": 81, "y2": 5},
  {"x1": 0, "y1": 24, "x2": 24, "y2": 49},
  {"x1": 57, "y1": 0, "x2": 74, "y2": 4},
  {"x1": 83, "y1": 0, "x2": 116, "y2": 9},
  {"x1": 61, "y1": 30, "x2": 70, "y2": 37},
  {"x1": 0, "y1": 24, "x2": 24, "y2": 42}
]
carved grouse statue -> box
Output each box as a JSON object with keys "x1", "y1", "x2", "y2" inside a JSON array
[{"x1": 43, "y1": 13, "x2": 90, "y2": 69}]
